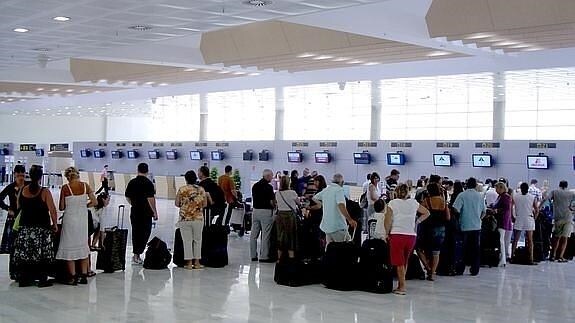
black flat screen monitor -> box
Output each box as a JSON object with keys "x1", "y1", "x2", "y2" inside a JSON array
[
  {"x1": 527, "y1": 155, "x2": 549, "y2": 169},
  {"x1": 166, "y1": 151, "x2": 177, "y2": 160},
  {"x1": 387, "y1": 153, "x2": 405, "y2": 165},
  {"x1": 287, "y1": 152, "x2": 302, "y2": 163},
  {"x1": 433, "y1": 154, "x2": 452, "y2": 167},
  {"x1": 259, "y1": 151, "x2": 270, "y2": 161},
  {"x1": 148, "y1": 151, "x2": 159, "y2": 160},
  {"x1": 242, "y1": 151, "x2": 253, "y2": 161},
  {"x1": 35, "y1": 149, "x2": 44, "y2": 157},
  {"x1": 0, "y1": 148, "x2": 8, "y2": 156},
  {"x1": 190, "y1": 151, "x2": 202, "y2": 160},
  {"x1": 472, "y1": 154, "x2": 492, "y2": 167},
  {"x1": 80, "y1": 149, "x2": 90, "y2": 158},
  {"x1": 211, "y1": 151, "x2": 224, "y2": 161},
  {"x1": 111, "y1": 151, "x2": 122, "y2": 159},
  {"x1": 315, "y1": 152, "x2": 331, "y2": 163},
  {"x1": 127, "y1": 150, "x2": 138, "y2": 159},
  {"x1": 353, "y1": 152, "x2": 371, "y2": 165},
  {"x1": 94, "y1": 150, "x2": 105, "y2": 159}
]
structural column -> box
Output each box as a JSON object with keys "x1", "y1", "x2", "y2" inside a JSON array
[
  {"x1": 370, "y1": 80, "x2": 382, "y2": 140},
  {"x1": 493, "y1": 72, "x2": 506, "y2": 141},
  {"x1": 275, "y1": 87, "x2": 284, "y2": 140},
  {"x1": 199, "y1": 93, "x2": 208, "y2": 141}
]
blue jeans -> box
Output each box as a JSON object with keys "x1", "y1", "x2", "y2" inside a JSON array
[{"x1": 458, "y1": 230, "x2": 481, "y2": 275}]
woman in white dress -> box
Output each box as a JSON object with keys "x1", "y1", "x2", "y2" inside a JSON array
[
  {"x1": 511, "y1": 182, "x2": 538, "y2": 264},
  {"x1": 57, "y1": 167, "x2": 97, "y2": 285}
]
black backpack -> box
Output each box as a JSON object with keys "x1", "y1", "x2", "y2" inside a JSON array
[{"x1": 143, "y1": 237, "x2": 172, "y2": 270}]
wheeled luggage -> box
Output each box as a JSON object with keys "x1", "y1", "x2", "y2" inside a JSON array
[
  {"x1": 359, "y1": 239, "x2": 393, "y2": 294},
  {"x1": 274, "y1": 257, "x2": 322, "y2": 287},
  {"x1": 322, "y1": 228, "x2": 360, "y2": 291},
  {"x1": 200, "y1": 211, "x2": 228, "y2": 268},
  {"x1": 143, "y1": 237, "x2": 172, "y2": 270},
  {"x1": 173, "y1": 228, "x2": 185, "y2": 267},
  {"x1": 230, "y1": 206, "x2": 246, "y2": 237},
  {"x1": 480, "y1": 216, "x2": 500, "y2": 267},
  {"x1": 564, "y1": 233, "x2": 575, "y2": 260},
  {"x1": 0, "y1": 216, "x2": 15, "y2": 254},
  {"x1": 97, "y1": 205, "x2": 128, "y2": 273},
  {"x1": 406, "y1": 253, "x2": 426, "y2": 280}
]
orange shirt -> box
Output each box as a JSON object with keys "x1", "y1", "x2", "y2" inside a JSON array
[{"x1": 218, "y1": 174, "x2": 235, "y2": 203}]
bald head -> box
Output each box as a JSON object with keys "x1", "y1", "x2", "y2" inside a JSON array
[{"x1": 262, "y1": 169, "x2": 273, "y2": 182}]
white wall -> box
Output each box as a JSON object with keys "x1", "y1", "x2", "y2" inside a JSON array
[
  {"x1": 106, "y1": 116, "x2": 155, "y2": 142},
  {"x1": 0, "y1": 115, "x2": 106, "y2": 145}
]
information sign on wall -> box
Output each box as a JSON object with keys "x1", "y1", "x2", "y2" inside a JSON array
[
  {"x1": 215, "y1": 142, "x2": 229, "y2": 147},
  {"x1": 436, "y1": 142, "x2": 460, "y2": 148},
  {"x1": 132, "y1": 143, "x2": 143, "y2": 147},
  {"x1": 49, "y1": 143, "x2": 69, "y2": 152},
  {"x1": 319, "y1": 142, "x2": 338, "y2": 147},
  {"x1": 474, "y1": 142, "x2": 500, "y2": 148},
  {"x1": 357, "y1": 142, "x2": 377, "y2": 148},
  {"x1": 390, "y1": 142, "x2": 412, "y2": 148},
  {"x1": 19, "y1": 144, "x2": 36, "y2": 151},
  {"x1": 97, "y1": 143, "x2": 107, "y2": 147},
  {"x1": 529, "y1": 142, "x2": 557, "y2": 149},
  {"x1": 116, "y1": 143, "x2": 127, "y2": 147},
  {"x1": 170, "y1": 143, "x2": 183, "y2": 147},
  {"x1": 152, "y1": 143, "x2": 164, "y2": 147},
  {"x1": 195, "y1": 142, "x2": 208, "y2": 147},
  {"x1": 291, "y1": 142, "x2": 309, "y2": 147}
]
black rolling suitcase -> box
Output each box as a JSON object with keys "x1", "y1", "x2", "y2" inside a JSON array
[
  {"x1": 143, "y1": 237, "x2": 172, "y2": 270},
  {"x1": 322, "y1": 228, "x2": 360, "y2": 291},
  {"x1": 406, "y1": 253, "x2": 426, "y2": 280},
  {"x1": 200, "y1": 210, "x2": 228, "y2": 268},
  {"x1": 480, "y1": 216, "x2": 500, "y2": 267},
  {"x1": 359, "y1": 239, "x2": 393, "y2": 294},
  {"x1": 565, "y1": 233, "x2": 575, "y2": 260},
  {"x1": 97, "y1": 205, "x2": 128, "y2": 273},
  {"x1": 274, "y1": 258, "x2": 322, "y2": 287},
  {"x1": 173, "y1": 228, "x2": 185, "y2": 267}
]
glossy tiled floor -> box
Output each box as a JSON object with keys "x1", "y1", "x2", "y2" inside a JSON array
[{"x1": 0, "y1": 192, "x2": 574, "y2": 323}]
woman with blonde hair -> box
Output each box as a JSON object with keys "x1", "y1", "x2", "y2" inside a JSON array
[
  {"x1": 385, "y1": 183, "x2": 430, "y2": 295},
  {"x1": 57, "y1": 167, "x2": 97, "y2": 285}
]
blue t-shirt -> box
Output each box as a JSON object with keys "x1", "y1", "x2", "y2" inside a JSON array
[
  {"x1": 453, "y1": 189, "x2": 486, "y2": 231},
  {"x1": 314, "y1": 184, "x2": 347, "y2": 234}
]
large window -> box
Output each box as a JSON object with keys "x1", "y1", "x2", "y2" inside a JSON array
[
  {"x1": 505, "y1": 68, "x2": 575, "y2": 140},
  {"x1": 207, "y1": 88, "x2": 275, "y2": 141},
  {"x1": 149, "y1": 95, "x2": 200, "y2": 141},
  {"x1": 380, "y1": 73, "x2": 494, "y2": 140},
  {"x1": 283, "y1": 81, "x2": 371, "y2": 140}
]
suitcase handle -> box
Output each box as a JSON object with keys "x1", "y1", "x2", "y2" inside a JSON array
[{"x1": 117, "y1": 205, "x2": 125, "y2": 229}]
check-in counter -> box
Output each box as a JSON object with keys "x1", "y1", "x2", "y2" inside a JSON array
[
  {"x1": 91, "y1": 172, "x2": 101, "y2": 192},
  {"x1": 155, "y1": 175, "x2": 176, "y2": 199},
  {"x1": 347, "y1": 185, "x2": 364, "y2": 202},
  {"x1": 79, "y1": 171, "x2": 94, "y2": 189},
  {"x1": 174, "y1": 176, "x2": 186, "y2": 192}
]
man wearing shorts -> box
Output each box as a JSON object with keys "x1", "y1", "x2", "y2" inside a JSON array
[{"x1": 548, "y1": 181, "x2": 575, "y2": 262}]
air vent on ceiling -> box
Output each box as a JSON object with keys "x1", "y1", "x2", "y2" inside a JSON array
[
  {"x1": 243, "y1": 0, "x2": 272, "y2": 7},
  {"x1": 128, "y1": 25, "x2": 153, "y2": 31}
]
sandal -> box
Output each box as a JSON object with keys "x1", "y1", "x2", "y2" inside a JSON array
[
  {"x1": 184, "y1": 265, "x2": 195, "y2": 270},
  {"x1": 393, "y1": 289, "x2": 407, "y2": 295},
  {"x1": 87, "y1": 271, "x2": 97, "y2": 278},
  {"x1": 192, "y1": 265, "x2": 204, "y2": 270}
]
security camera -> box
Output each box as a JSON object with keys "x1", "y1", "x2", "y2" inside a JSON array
[{"x1": 338, "y1": 81, "x2": 346, "y2": 91}]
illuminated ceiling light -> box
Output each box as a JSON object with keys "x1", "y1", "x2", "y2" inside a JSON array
[
  {"x1": 184, "y1": 68, "x2": 197, "y2": 72},
  {"x1": 51, "y1": 88, "x2": 60, "y2": 91},
  {"x1": 159, "y1": 83, "x2": 169, "y2": 86},
  {"x1": 312, "y1": 55, "x2": 333, "y2": 60},
  {"x1": 201, "y1": 70, "x2": 213, "y2": 73},
  {"x1": 465, "y1": 33, "x2": 494, "y2": 40},
  {"x1": 363, "y1": 62, "x2": 380, "y2": 66},
  {"x1": 508, "y1": 44, "x2": 530, "y2": 49},
  {"x1": 66, "y1": 89, "x2": 74, "y2": 93},
  {"x1": 427, "y1": 51, "x2": 450, "y2": 57},
  {"x1": 98, "y1": 79, "x2": 107, "y2": 83},
  {"x1": 144, "y1": 81, "x2": 155, "y2": 85},
  {"x1": 52, "y1": 16, "x2": 71, "y2": 22},
  {"x1": 522, "y1": 47, "x2": 544, "y2": 52},
  {"x1": 332, "y1": 57, "x2": 350, "y2": 62},
  {"x1": 20, "y1": 99, "x2": 26, "y2": 102},
  {"x1": 218, "y1": 70, "x2": 231, "y2": 74},
  {"x1": 0, "y1": 101, "x2": 4, "y2": 104},
  {"x1": 13, "y1": 28, "x2": 29, "y2": 33},
  {"x1": 7, "y1": 98, "x2": 14, "y2": 101},
  {"x1": 233, "y1": 71, "x2": 246, "y2": 75},
  {"x1": 36, "y1": 87, "x2": 44, "y2": 91},
  {"x1": 297, "y1": 53, "x2": 315, "y2": 58},
  {"x1": 248, "y1": 72, "x2": 260, "y2": 76},
  {"x1": 492, "y1": 41, "x2": 519, "y2": 46},
  {"x1": 347, "y1": 60, "x2": 364, "y2": 64}
]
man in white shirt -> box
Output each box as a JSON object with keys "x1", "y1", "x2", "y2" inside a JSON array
[
  {"x1": 528, "y1": 179, "x2": 542, "y2": 202},
  {"x1": 485, "y1": 184, "x2": 499, "y2": 207},
  {"x1": 361, "y1": 173, "x2": 371, "y2": 194}
]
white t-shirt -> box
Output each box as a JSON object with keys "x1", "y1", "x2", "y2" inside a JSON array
[
  {"x1": 362, "y1": 180, "x2": 371, "y2": 194},
  {"x1": 275, "y1": 190, "x2": 299, "y2": 212},
  {"x1": 485, "y1": 188, "x2": 499, "y2": 207},
  {"x1": 368, "y1": 183, "x2": 382, "y2": 206},
  {"x1": 388, "y1": 199, "x2": 419, "y2": 236},
  {"x1": 514, "y1": 193, "x2": 535, "y2": 218}
]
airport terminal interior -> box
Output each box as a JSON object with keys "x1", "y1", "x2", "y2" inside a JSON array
[{"x1": 1, "y1": 0, "x2": 575, "y2": 322}]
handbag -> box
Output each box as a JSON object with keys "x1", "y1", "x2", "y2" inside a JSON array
[
  {"x1": 278, "y1": 191, "x2": 302, "y2": 220},
  {"x1": 12, "y1": 210, "x2": 22, "y2": 231}
]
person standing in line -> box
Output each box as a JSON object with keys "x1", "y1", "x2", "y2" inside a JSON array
[
  {"x1": 175, "y1": 170, "x2": 207, "y2": 270},
  {"x1": 546, "y1": 180, "x2": 575, "y2": 262},
  {"x1": 125, "y1": 163, "x2": 158, "y2": 265},
  {"x1": 512, "y1": 182, "x2": 539, "y2": 264},
  {"x1": 452, "y1": 177, "x2": 486, "y2": 276},
  {"x1": 384, "y1": 169, "x2": 400, "y2": 200},
  {"x1": 218, "y1": 165, "x2": 238, "y2": 226},
  {"x1": 274, "y1": 176, "x2": 301, "y2": 261},
  {"x1": 361, "y1": 173, "x2": 371, "y2": 194},
  {"x1": 95, "y1": 165, "x2": 110, "y2": 195},
  {"x1": 528, "y1": 179, "x2": 542, "y2": 202},
  {"x1": 489, "y1": 182, "x2": 513, "y2": 267},
  {"x1": 198, "y1": 166, "x2": 226, "y2": 221},
  {"x1": 0, "y1": 165, "x2": 28, "y2": 256},
  {"x1": 367, "y1": 172, "x2": 383, "y2": 220},
  {"x1": 13, "y1": 165, "x2": 58, "y2": 287},
  {"x1": 250, "y1": 169, "x2": 276, "y2": 263},
  {"x1": 312, "y1": 174, "x2": 357, "y2": 244},
  {"x1": 297, "y1": 168, "x2": 312, "y2": 197},
  {"x1": 289, "y1": 170, "x2": 299, "y2": 193},
  {"x1": 303, "y1": 170, "x2": 318, "y2": 199},
  {"x1": 57, "y1": 167, "x2": 97, "y2": 285},
  {"x1": 384, "y1": 184, "x2": 430, "y2": 295}
]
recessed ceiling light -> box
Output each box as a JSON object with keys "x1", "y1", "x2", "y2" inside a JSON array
[
  {"x1": 313, "y1": 55, "x2": 333, "y2": 60},
  {"x1": 243, "y1": 0, "x2": 272, "y2": 7},
  {"x1": 66, "y1": 89, "x2": 74, "y2": 92},
  {"x1": 79, "y1": 90, "x2": 88, "y2": 93},
  {"x1": 98, "y1": 79, "x2": 107, "y2": 83},
  {"x1": 0, "y1": 101, "x2": 4, "y2": 104},
  {"x1": 144, "y1": 81, "x2": 155, "y2": 85},
  {"x1": 332, "y1": 57, "x2": 350, "y2": 62},
  {"x1": 7, "y1": 98, "x2": 14, "y2": 101},
  {"x1": 53, "y1": 16, "x2": 71, "y2": 22},
  {"x1": 493, "y1": 41, "x2": 519, "y2": 46},
  {"x1": 427, "y1": 51, "x2": 450, "y2": 57},
  {"x1": 522, "y1": 47, "x2": 544, "y2": 52},
  {"x1": 159, "y1": 83, "x2": 169, "y2": 86},
  {"x1": 465, "y1": 33, "x2": 494, "y2": 40},
  {"x1": 201, "y1": 70, "x2": 214, "y2": 73},
  {"x1": 184, "y1": 68, "x2": 197, "y2": 72},
  {"x1": 13, "y1": 28, "x2": 29, "y2": 33},
  {"x1": 218, "y1": 70, "x2": 231, "y2": 74},
  {"x1": 347, "y1": 60, "x2": 364, "y2": 64},
  {"x1": 51, "y1": 88, "x2": 59, "y2": 91},
  {"x1": 249, "y1": 72, "x2": 261, "y2": 76},
  {"x1": 233, "y1": 71, "x2": 247, "y2": 75},
  {"x1": 128, "y1": 25, "x2": 152, "y2": 31},
  {"x1": 297, "y1": 53, "x2": 315, "y2": 58},
  {"x1": 363, "y1": 62, "x2": 380, "y2": 66},
  {"x1": 36, "y1": 88, "x2": 44, "y2": 91}
]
